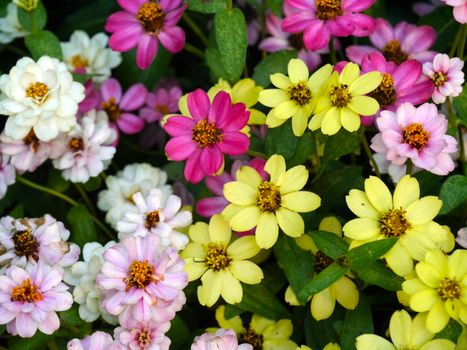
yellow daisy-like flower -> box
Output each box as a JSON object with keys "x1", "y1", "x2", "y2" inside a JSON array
[
  {"x1": 222, "y1": 154, "x2": 321, "y2": 249},
  {"x1": 208, "y1": 78, "x2": 266, "y2": 125},
  {"x1": 215, "y1": 305, "x2": 297, "y2": 350},
  {"x1": 402, "y1": 249, "x2": 467, "y2": 333},
  {"x1": 258, "y1": 58, "x2": 333, "y2": 136},
  {"x1": 342, "y1": 175, "x2": 454, "y2": 277},
  {"x1": 356, "y1": 310, "x2": 455, "y2": 350},
  {"x1": 297, "y1": 344, "x2": 341, "y2": 350},
  {"x1": 309, "y1": 62, "x2": 382, "y2": 135},
  {"x1": 180, "y1": 215, "x2": 263, "y2": 307}
]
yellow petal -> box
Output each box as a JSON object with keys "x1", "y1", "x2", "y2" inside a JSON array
[
  {"x1": 405, "y1": 196, "x2": 442, "y2": 225},
  {"x1": 308, "y1": 110, "x2": 326, "y2": 131},
  {"x1": 415, "y1": 260, "x2": 443, "y2": 288},
  {"x1": 343, "y1": 218, "x2": 379, "y2": 240},
  {"x1": 250, "y1": 314, "x2": 275, "y2": 334},
  {"x1": 333, "y1": 276, "x2": 359, "y2": 310},
  {"x1": 291, "y1": 108, "x2": 309, "y2": 136},
  {"x1": 295, "y1": 235, "x2": 318, "y2": 252},
  {"x1": 189, "y1": 222, "x2": 210, "y2": 244},
  {"x1": 249, "y1": 109, "x2": 267, "y2": 124},
  {"x1": 355, "y1": 335, "x2": 396, "y2": 350},
  {"x1": 410, "y1": 289, "x2": 438, "y2": 312},
  {"x1": 265, "y1": 154, "x2": 286, "y2": 184},
  {"x1": 319, "y1": 216, "x2": 342, "y2": 235},
  {"x1": 424, "y1": 249, "x2": 448, "y2": 276},
  {"x1": 389, "y1": 310, "x2": 412, "y2": 349},
  {"x1": 266, "y1": 111, "x2": 288, "y2": 128},
  {"x1": 339, "y1": 62, "x2": 360, "y2": 86},
  {"x1": 288, "y1": 58, "x2": 309, "y2": 83},
  {"x1": 285, "y1": 286, "x2": 301, "y2": 306},
  {"x1": 426, "y1": 301, "x2": 450, "y2": 333},
  {"x1": 349, "y1": 71, "x2": 383, "y2": 95},
  {"x1": 219, "y1": 269, "x2": 243, "y2": 304},
  {"x1": 314, "y1": 94, "x2": 332, "y2": 114},
  {"x1": 308, "y1": 64, "x2": 333, "y2": 90},
  {"x1": 222, "y1": 203, "x2": 244, "y2": 221},
  {"x1": 364, "y1": 176, "x2": 393, "y2": 213},
  {"x1": 215, "y1": 305, "x2": 245, "y2": 334},
  {"x1": 270, "y1": 73, "x2": 291, "y2": 90},
  {"x1": 235, "y1": 166, "x2": 262, "y2": 189},
  {"x1": 348, "y1": 96, "x2": 380, "y2": 116},
  {"x1": 180, "y1": 242, "x2": 205, "y2": 259},
  {"x1": 255, "y1": 212, "x2": 279, "y2": 249},
  {"x1": 273, "y1": 100, "x2": 299, "y2": 120},
  {"x1": 229, "y1": 206, "x2": 261, "y2": 231},
  {"x1": 263, "y1": 339, "x2": 297, "y2": 350},
  {"x1": 448, "y1": 250, "x2": 467, "y2": 280},
  {"x1": 385, "y1": 244, "x2": 413, "y2": 277},
  {"x1": 232, "y1": 78, "x2": 261, "y2": 107},
  {"x1": 402, "y1": 278, "x2": 427, "y2": 295},
  {"x1": 311, "y1": 288, "x2": 335, "y2": 320},
  {"x1": 276, "y1": 207, "x2": 304, "y2": 237},
  {"x1": 345, "y1": 189, "x2": 379, "y2": 219},
  {"x1": 209, "y1": 214, "x2": 232, "y2": 245},
  {"x1": 340, "y1": 107, "x2": 361, "y2": 132},
  {"x1": 227, "y1": 236, "x2": 260, "y2": 260},
  {"x1": 321, "y1": 106, "x2": 341, "y2": 135},
  {"x1": 281, "y1": 191, "x2": 321, "y2": 212},
  {"x1": 229, "y1": 260, "x2": 264, "y2": 284},
  {"x1": 259, "y1": 89, "x2": 289, "y2": 107},
  {"x1": 278, "y1": 165, "x2": 308, "y2": 194},
  {"x1": 199, "y1": 269, "x2": 222, "y2": 307},
  {"x1": 263, "y1": 319, "x2": 293, "y2": 340},
  {"x1": 184, "y1": 259, "x2": 208, "y2": 281},
  {"x1": 393, "y1": 175, "x2": 420, "y2": 209},
  {"x1": 419, "y1": 339, "x2": 456, "y2": 350},
  {"x1": 223, "y1": 181, "x2": 257, "y2": 205}
]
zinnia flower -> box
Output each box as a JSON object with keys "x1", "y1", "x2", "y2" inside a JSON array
[
  {"x1": 113, "y1": 318, "x2": 171, "y2": 350},
  {"x1": 140, "y1": 82, "x2": 182, "y2": 123},
  {"x1": 457, "y1": 226, "x2": 467, "y2": 249},
  {"x1": 0, "y1": 154, "x2": 15, "y2": 199},
  {"x1": 441, "y1": 0, "x2": 467, "y2": 23},
  {"x1": 105, "y1": 0, "x2": 186, "y2": 69},
  {"x1": 68, "y1": 331, "x2": 118, "y2": 350},
  {"x1": 0, "y1": 3, "x2": 29, "y2": 44},
  {"x1": 181, "y1": 215, "x2": 263, "y2": 307},
  {"x1": 191, "y1": 329, "x2": 253, "y2": 350},
  {"x1": 223, "y1": 154, "x2": 321, "y2": 249},
  {"x1": 342, "y1": 175, "x2": 454, "y2": 276},
  {"x1": 163, "y1": 89, "x2": 250, "y2": 183}
]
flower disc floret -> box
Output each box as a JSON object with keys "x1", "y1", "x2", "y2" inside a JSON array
[
  {"x1": 316, "y1": 0, "x2": 343, "y2": 20},
  {"x1": 137, "y1": 1, "x2": 165, "y2": 33}
]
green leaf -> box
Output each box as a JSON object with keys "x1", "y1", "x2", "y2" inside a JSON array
[
  {"x1": 72, "y1": 73, "x2": 94, "y2": 84},
  {"x1": 252, "y1": 50, "x2": 297, "y2": 87},
  {"x1": 67, "y1": 204, "x2": 98, "y2": 247},
  {"x1": 339, "y1": 294, "x2": 373, "y2": 350},
  {"x1": 265, "y1": 119, "x2": 298, "y2": 160},
  {"x1": 83, "y1": 176, "x2": 102, "y2": 192},
  {"x1": 322, "y1": 129, "x2": 360, "y2": 162},
  {"x1": 273, "y1": 235, "x2": 315, "y2": 305},
  {"x1": 188, "y1": 0, "x2": 226, "y2": 13},
  {"x1": 0, "y1": 0, "x2": 9, "y2": 17},
  {"x1": 214, "y1": 8, "x2": 248, "y2": 83},
  {"x1": 167, "y1": 316, "x2": 190, "y2": 350},
  {"x1": 298, "y1": 262, "x2": 348, "y2": 301},
  {"x1": 8, "y1": 332, "x2": 56, "y2": 350},
  {"x1": 47, "y1": 169, "x2": 70, "y2": 193},
  {"x1": 304, "y1": 305, "x2": 342, "y2": 349},
  {"x1": 17, "y1": 0, "x2": 47, "y2": 32},
  {"x1": 287, "y1": 130, "x2": 316, "y2": 167},
  {"x1": 309, "y1": 230, "x2": 349, "y2": 260},
  {"x1": 9, "y1": 204, "x2": 24, "y2": 218},
  {"x1": 434, "y1": 319, "x2": 463, "y2": 342},
  {"x1": 454, "y1": 85, "x2": 467, "y2": 126},
  {"x1": 357, "y1": 261, "x2": 403, "y2": 291},
  {"x1": 59, "y1": 305, "x2": 83, "y2": 327},
  {"x1": 25, "y1": 30, "x2": 62, "y2": 60},
  {"x1": 439, "y1": 175, "x2": 467, "y2": 215},
  {"x1": 347, "y1": 238, "x2": 397, "y2": 271},
  {"x1": 261, "y1": 262, "x2": 288, "y2": 295},
  {"x1": 205, "y1": 47, "x2": 228, "y2": 82}
]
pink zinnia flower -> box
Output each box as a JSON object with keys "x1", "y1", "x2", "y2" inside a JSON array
[
  {"x1": 0, "y1": 154, "x2": 15, "y2": 199},
  {"x1": 281, "y1": 0, "x2": 376, "y2": 51},
  {"x1": 163, "y1": 89, "x2": 250, "y2": 183},
  {"x1": 441, "y1": 0, "x2": 467, "y2": 23},
  {"x1": 78, "y1": 81, "x2": 100, "y2": 115},
  {"x1": 191, "y1": 329, "x2": 253, "y2": 350},
  {"x1": 68, "y1": 331, "x2": 119, "y2": 350},
  {"x1": 0, "y1": 263, "x2": 73, "y2": 338},
  {"x1": 371, "y1": 102, "x2": 458, "y2": 175},
  {"x1": 423, "y1": 53, "x2": 465, "y2": 104},
  {"x1": 346, "y1": 19, "x2": 437, "y2": 65},
  {"x1": 140, "y1": 83, "x2": 182, "y2": 123},
  {"x1": 105, "y1": 0, "x2": 186, "y2": 69},
  {"x1": 412, "y1": 0, "x2": 442, "y2": 16},
  {"x1": 97, "y1": 235, "x2": 187, "y2": 324},
  {"x1": 114, "y1": 319, "x2": 171, "y2": 350}
]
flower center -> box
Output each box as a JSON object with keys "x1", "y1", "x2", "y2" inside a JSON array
[
  {"x1": 192, "y1": 120, "x2": 222, "y2": 148},
  {"x1": 329, "y1": 84, "x2": 350, "y2": 107},
  {"x1": 288, "y1": 81, "x2": 312, "y2": 106},
  {"x1": 101, "y1": 97, "x2": 122, "y2": 122},
  {"x1": 68, "y1": 137, "x2": 84, "y2": 152},
  {"x1": 368, "y1": 73, "x2": 396, "y2": 107},
  {"x1": 125, "y1": 260, "x2": 163, "y2": 291},
  {"x1": 12, "y1": 228, "x2": 39, "y2": 259},
  {"x1": 26, "y1": 82, "x2": 49, "y2": 104},
  {"x1": 316, "y1": 0, "x2": 343, "y2": 20},
  {"x1": 402, "y1": 123, "x2": 430, "y2": 151},
  {"x1": 379, "y1": 209, "x2": 411, "y2": 237},
  {"x1": 257, "y1": 181, "x2": 281, "y2": 212},
  {"x1": 241, "y1": 328, "x2": 263, "y2": 350},
  {"x1": 315, "y1": 251, "x2": 334, "y2": 273},
  {"x1": 137, "y1": 329, "x2": 152, "y2": 347},
  {"x1": 382, "y1": 40, "x2": 408, "y2": 65},
  {"x1": 23, "y1": 129, "x2": 40, "y2": 153},
  {"x1": 205, "y1": 242, "x2": 230, "y2": 271},
  {"x1": 70, "y1": 55, "x2": 88, "y2": 69},
  {"x1": 438, "y1": 278, "x2": 461, "y2": 301},
  {"x1": 145, "y1": 210, "x2": 160, "y2": 229},
  {"x1": 156, "y1": 103, "x2": 169, "y2": 115},
  {"x1": 137, "y1": 1, "x2": 166, "y2": 34},
  {"x1": 431, "y1": 71, "x2": 448, "y2": 88},
  {"x1": 11, "y1": 278, "x2": 43, "y2": 303}
]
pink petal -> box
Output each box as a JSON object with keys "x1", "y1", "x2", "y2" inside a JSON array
[
  {"x1": 105, "y1": 11, "x2": 139, "y2": 32},
  {"x1": 16, "y1": 313, "x2": 38, "y2": 338},
  {"x1": 361, "y1": 52, "x2": 390, "y2": 73},
  {"x1": 217, "y1": 102, "x2": 249, "y2": 131},
  {"x1": 303, "y1": 20, "x2": 330, "y2": 51},
  {"x1": 164, "y1": 116, "x2": 196, "y2": 136},
  {"x1": 259, "y1": 37, "x2": 291, "y2": 52},
  {"x1": 342, "y1": 0, "x2": 376, "y2": 12},
  {"x1": 345, "y1": 14, "x2": 376, "y2": 37},
  {"x1": 140, "y1": 107, "x2": 160, "y2": 122},
  {"x1": 401, "y1": 26, "x2": 436, "y2": 53},
  {"x1": 165, "y1": 136, "x2": 197, "y2": 160},
  {"x1": 117, "y1": 0, "x2": 145, "y2": 14},
  {"x1": 265, "y1": 12, "x2": 286, "y2": 37},
  {"x1": 397, "y1": 80, "x2": 434, "y2": 106},
  {"x1": 117, "y1": 113, "x2": 145, "y2": 134},
  {"x1": 393, "y1": 60, "x2": 422, "y2": 91},
  {"x1": 370, "y1": 19, "x2": 394, "y2": 49},
  {"x1": 209, "y1": 91, "x2": 232, "y2": 125},
  {"x1": 453, "y1": 4, "x2": 467, "y2": 24},
  {"x1": 164, "y1": 5, "x2": 186, "y2": 26},
  {"x1": 100, "y1": 79, "x2": 122, "y2": 102},
  {"x1": 136, "y1": 35, "x2": 158, "y2": 69},
  {"x1": 108, "y1": 24, "x2": 142, "y2": 52},
  {"x1": 184, "y1": 150, "x2": 204, "y2": 183},
  {"x1": 200, "y1": 146, "x2": 223, "y2": 175},
  {"x1": 346, "y1": 45, "x2": 377, "y2": 65},
  {"x1": 160, "y1": 0, "x2": 184, "y2": 12},
  {"x1": 282, "y1": 11, "x2": 316, "y2": 33},
  {"x1": 121, "y1": 84, "x2": 147, "y2": 111},
  {"x1": 159, "y1": 26, "x2": 185, "y2": 53},
  {"x1": 205, "y1": 172, "x2": 233, "y2": 195},
  {"x1": 187, "y1": 89, "x2": 210, "y2": 122},
  {"x1": 196, "y1": 196, "x2": 229, "y2": 217},
  {"x1": 218, "y1": 132, "x2": 250, "y2": 156}
]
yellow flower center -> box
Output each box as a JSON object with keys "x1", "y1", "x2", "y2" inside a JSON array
[
  {"x1": 315, "y1": 251, "x2": 334, "y2": 273},
  {"x1": 368, "y1": 73, "x2": 396, "y2": 107},
  {"x1": 329, "y1": 84, "x2": 350, "y2": 107},
  {"x1": 23, "y1": 129, "x2": 40, "y2": 153},
  {"x1": 431, "y1": 72, "x2": 448, "y2": 88},
  {"x1": 287, "y1": 81, "x2": 312, "y2": 106},
  {"x1": 241, "y1": 328, "x2": 264, "y2": 350},
  {"x1": 124, "y1": 260, "x2": 163, "y2": 291},
  {"x1": 145, "y1": 210, "x2": 160, "y2": 229},
  {"x1": 70, "y1": 55, "x2": 88, "y2": 69},
  {"x1": 11, "y1": 278, "x2": 43, "y2": 303},
  {"x1": 438, "y1": 278, "x2": 461, "y2": 301},
  {"x1": 26, "y1": 82, "x2": 49, "y2": 104},
  {"x1": 316, "y1": 0, "x2": 343, "y2": 20},
  {"x1": 138, "y1": 329, "x2": 152, "y2": 346},
  {"x1": 379, "y1": 209, "x2": 412, "y2": 237},
  {"x1": 382, "y1": 40, "x2": 408, "y2": 65},
  {"x1": 192, "y1": 120, "x2": 222, "y2": 148},
  {"x1": 68, "y1": 137, "x2": 84, "y2": 152},
  {"x1": 12, "y1": 228, "x2": 39, "y2": 259},
  {"x1": 156, "y1": 103, "x2": 170, "y2": 115},
  {"x1": 257, "y1": 181, "x2": 281, "y2": 212},
  {"x1": 205, "y1": 242, "x2": 230, "y2": 271},
  {"x1": 137, "y1": 1, "x2": 166, "y2": 34},
  {"x1": 402, "y1": 123, "x2": 430, "y2": 151},
  {"x1": 101, "y1": 97, "x2": 122, "y2": 122}
]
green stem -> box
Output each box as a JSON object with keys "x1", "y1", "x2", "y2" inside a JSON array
[
  {"x1": 457, "y1": 24, "x2": 467, "y2": 59},
  {"x1": 47, "y1": 340, "x2": 59, "y2": 350},
  {"x1": 247, "y1": 150, "x2": 267, "y2": 158},
  {"x1": 226, "y1": 0, "x2": 233, "y2": 10},
  {"x1": 458, "y1": 124, "x2": 466, "y2": 167},
  {"x1": 328, "y1": 40, "x2": 337, "y2": 64},
  {"x1": 184, "y1": 43, "x2": 204, "y2": 60},
  {"x1": 74, "y1": 183, "x2": 97, "y2": 216},
  {"x1": 182, "y1": 13, "x2": 209, "y2": 47},
  {"x1": 17, "y1": 175, "x2": 78, "y2": 206},
  {"x1": 406, "y1": 159, "x2": 413, "y2": 175},
  {"x1": 359, "y1": 128, "x2": 381, "y2": 178},
  {"x1": 450, "y1": 25, "x2": 463, "y2": 57}
]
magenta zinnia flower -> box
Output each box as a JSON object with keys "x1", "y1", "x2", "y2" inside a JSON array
[
  {"x1": 0, "y1": 263, "x2": 73, "y2": 338},
  {"x1": 371, "y1": 102, "x2": 458, "y2": 175},
  {"x1": 105, "y1": 0, "x2": 186, "y2": 69},
  {"x1": 346, "y1": 19, "x2": 437, "y2": 65},
  {"x1": 282, "y1": 0, "x2": 376, "y2": 51},
  {"x1": 163, "y1": 89, "x2": 250, "y2": 183}
]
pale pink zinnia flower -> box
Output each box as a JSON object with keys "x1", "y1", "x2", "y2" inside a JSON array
[
  {"x1": 371, "y1": 102, "x2": 458, "y2": 175},
  {"x1": 68, "y1": 331, "x2": 119, "y2": 350},
  {"x1": 139, "y1": 83, "x2": 182, "y2": 123},
  {"x1": 105, "y1": 0, "x2": 186, "y2": 69},
  {"x1": 441, "y1": 0, "x2": 467, "y2": 23},
  {"x1": 346, "y1": 19, "x2": 437, "y2": 65},
  {"x1": 113, "y1": 318, "x2": 171, "y2": 350},
  {"x1": 456, "y1": 227, "x2": 467, "y2": 249},
  {"x1": 97, "y1": 235, "x2": 187, "y2": 324},
  {"x1": 191, "y1": 329, "x2": 253, "y2": 350},
  {"x1": 412, "y1": 0, "x2": 442, "y2": 16},
  {"x1": 281, "y1": 0, "x2": 376, "y2": 51},
  {"x1": 0, "y1": 263, "x2": 73, "y2": 338},
  {"x1": 0, "y1": 214, "x2": 80, "y2": 273},
  {"x1": 0, "y1": 154, "x2": 15, "y2": 199},
  {"x1": 163, "y1": 89, "x2": 250, "y2": 183},
  {"x1": 423, "y1": 53, "x2": 465, "y2": 104}
]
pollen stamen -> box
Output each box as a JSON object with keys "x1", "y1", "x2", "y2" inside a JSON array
[
  {"x1": 329, "y1": 84, "x2": 350, "y2": 107},
  {"x1": 316, "y1": 0, "x2": 343, "y2": 20},
  {"x1": 288, "y1": 82, "x2": 312, "y2": 106},
  {"x1": 26, "y1": 82, "x2": 49, "y2": 104},
  {"x1": 379, "y1": 208, "x2": 411, "y2": 237},
  {"x1": 205, "y1": 243, "x2": 230, "y2": 271},
  {"x1": 137, "y1": 1, "x2": 166, "y2": 34},
  {"x1": 257, "y1": 181, "x2": 281, "y2": 212},
  {"x1": 402, "y1": 123, "x2": 430, "y2": 151},
  {"x1": 11, "y1": 278, "x2": 42, "y2": 303},
  {"x1": 368, "y1": 73, "x2": 396, "y2": 107},
  {"x1": 192, "y1": 120, "x2": 222, "y2": 148},
  {"x1": 124, "y1": 260, "x2": 163, "y2": 291}
]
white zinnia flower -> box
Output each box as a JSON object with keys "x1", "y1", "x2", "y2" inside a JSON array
[
  {"x1": 97, "y1": 163, "x2": 173, "y2": 228},
  {"x1": 0, "y1": 56, "x2": 85, "y2": 141},
  {"x1": 117, "y1": 189, "x2": 191, "y2": 251},
  {"x1": 61, "y1": 30, "x2": 122, "y2": 82},
  {"x1": 0, "y1": 155, "x2": 15, "y2": 199},
  {"x1": 52, "y1": 109, "x2": 116, "y2": 183},
  {"x1": 0, "y1": 3, "x2": 29, "y2": 44}
]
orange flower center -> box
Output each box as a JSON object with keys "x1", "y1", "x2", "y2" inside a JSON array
[
  {"x1": 101, "y1": 97, "x2": 122, "y2": 122},
  {"x1": 156, "y1": 103, "x2": 169, "y2": 115},
  {"x1": 70, "y1": 55, "x2": 88, "y2": 69},
  {"x1": 368, "y1": 73, "x2": 396, "y2": 107},
  {"x1": 382, "y1": 40, "x2": 408, "y2": 65},
  {"x1": 125, "y1": 260, "x2": 163, "y2": 291},
  {"x1": 288, "y1": 81, "x2": 312, "y2": 106},
  {"x1": 241, "y1": 328, "x2": 264, "y2": 350},
  {"x1": 23, "y1": 129, "x2": 40, "y2": 153},
  {"x1": 402, "y1": 123, "x2": 430, "y2": 151},
  {"x1": 145, "y1": 210, "x2": 160, "y2": 229},
  {"x1": 68, "y1": 137, "x2": 84, "y2": 152},
  {"x1": 315, "y1": 251, "x2": 334, "y2": 273},
  {"x1": 192, "y1": 120, "x2": 222, "y2": 148},
  {"x1": 330, "y1": 84, "x2": 350, "y2": 107},
  {"x1": 138, "y1": 329, "x2": 152, "y2": 346},
  {"x1": 431, "y1": 71, "x2": 448, "y2": 88},
  {"x1": 379, "y1": 208, "x2": 411, "y2": 237},
  {"x1": 205, "y1": 242, "x2": 230, "y2": 271},
  {"x1": 257, "y1": 181, "x2": 281, "y2": 212},
  {"x1": 137, "y1": 1, "x2": 166, "y2": 34},
  {"x1": 12, "y1": 228, "x2": 39, "y2": 258},
  {"x1": 438, "y1": 278, "x2": 461, "y2": 301},
  {"x1": 11, "y1": 278, "x2": 43, "y2": 303},
  {"x1": 26, "y1": 82, "x2": 49, "y2": 104},
  {"x1": 316, "y1": 0, "x2": 343, "y2": 20}
]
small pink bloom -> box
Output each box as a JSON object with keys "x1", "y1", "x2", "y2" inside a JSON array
[
  {"x1": 0, "y1": 263, "x2": 72, "y2": 338},
  {"x1": 105, "y1": 0, "x2": 186, "y2": 69},
  {"x1": 68, "y1": 331, "x2": 119, "y2": 350},
  {"x1": 114, "y1": 318, "x2": 171, "y2": 350},
  {"x1": 78, "y1": 81, "x2": 100, "y2": 115},
  {"x1": 423, "y1": 53, "x2": 465, "y2": 104},
  {"x1": 371, "y1": 102, "x2": 458, "y2": 175},
  {"x1": 140, "y1": 83, "x2": 182, "y2": 123},
  {"x1": 412, "y1": 0, "x2": 442, "y2": 16},
  {"x1": 442, "y1": 0, "x2": 467, "y2": 23},
  {"x1": 191, "y1": 329, "x2": 253, "y2": 350},
  {"x1": 163, "y1": 89, "x2": 250, "y2": 183},
  {"x1": 346, "y1": 19, "x2": 437, "y2": 65},
  {"x1": 0, "y1": 154, "x2": 15, "y2": 199}
]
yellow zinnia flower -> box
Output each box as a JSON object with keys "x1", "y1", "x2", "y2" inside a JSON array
[
  {"x1": 309, "y1": 63, "x2": 382, "y2": 135},
  {"x1": 258, "y1": 58, "x2": 333, "y2": 136},
  {"x1": 402, "y1": 249, "x2": 467, "y2": 333},
  {"x1": 215, "y1": 305, "x2": 297, "y2": 350},
  {"x1": 342, "y1": 175, "x2": 453, "y2": 276},
  {"x1": 181, "y1": 215, "x2": 263, "y2": 307},
  {"x1": 223, "y1": 154, "x2": 321, "y2": 249},
  {"x1": 356, "y1": 310, "x2": 455, "y2": 350},
  {"x1": 208, "y1": 78, "x2": 266, "y2": 125}
]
